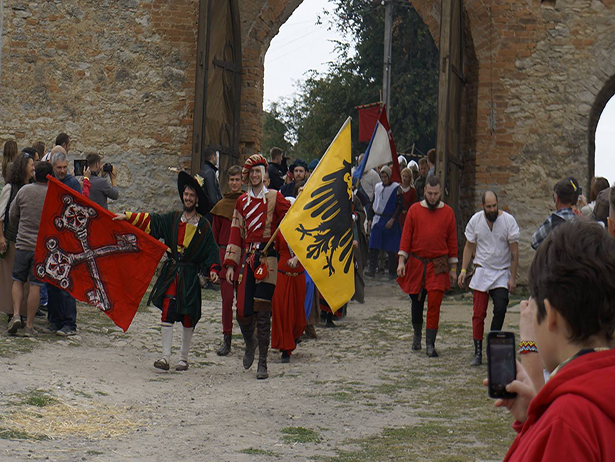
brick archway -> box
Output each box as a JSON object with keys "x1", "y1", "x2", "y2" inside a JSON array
[
  {"x1": 588, "y1": 74, "x2": 615, "y2": 185},
  {"x1": 238, "y1": 0, "x2": 302, "y2": 157},
  {"x1": 1, "y1": 0, "x2": 615, "y2": 280}
]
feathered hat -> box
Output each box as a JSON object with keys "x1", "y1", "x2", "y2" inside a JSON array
[{"x1": 178, "y1": 171, "x2": 211, "y2": 216}]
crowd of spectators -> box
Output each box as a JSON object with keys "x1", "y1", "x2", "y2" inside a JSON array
[{"x1": 1, "y1": 134, "x2": 120, "y2": 337}]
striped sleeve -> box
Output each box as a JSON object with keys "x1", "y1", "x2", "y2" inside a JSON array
[{"x1": 126, "y1": 212, "x2": 152, "y2": 234}]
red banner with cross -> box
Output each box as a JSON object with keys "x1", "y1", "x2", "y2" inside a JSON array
[{"x1": 34, "y1": 176, "x2": 167, "y2": 331}]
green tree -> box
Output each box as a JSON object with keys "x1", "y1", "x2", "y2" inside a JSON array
[
  {"x1": 261, "y1": 102, "x2": 292, "y2": 157},
  {"x1": 267, "y1": 1, "x2": 439, "y2": 160}
]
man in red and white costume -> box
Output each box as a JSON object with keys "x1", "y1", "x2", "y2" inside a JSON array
[
  {"x1": 397, "y1": 175, "x2": 458, "y2": 357},
  {"x1": 224, "y1": 154, "x2": 291, "y2": 379}
]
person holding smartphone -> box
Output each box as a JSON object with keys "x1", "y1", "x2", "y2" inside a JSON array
[{"x1": 491, "y1": 220, "x2": 615, "y2": 461}]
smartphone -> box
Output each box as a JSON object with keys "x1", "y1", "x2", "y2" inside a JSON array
[
  {"x1": 487, "y1": 331, "x2": 517, "y2": 399},
  {"x1": 74, "y1": 159, "x2": 88, "y2": 176}
]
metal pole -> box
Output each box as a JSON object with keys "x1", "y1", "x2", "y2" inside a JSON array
[{"x1": 383, "y1": 0, "x2": 393, "y2": 113}]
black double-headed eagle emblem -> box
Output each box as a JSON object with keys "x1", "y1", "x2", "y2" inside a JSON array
[{"x1": 295, "y1": 160, "x2": 354, "y2": 276}]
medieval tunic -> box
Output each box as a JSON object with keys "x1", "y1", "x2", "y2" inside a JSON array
[
  {"x1": 126, "y1": 211, "x2": 220, "y2": 326},
  {"x1": 211, "y1": 192, "x2": 242, "y2": 336},
  {"x1": 397, "y1": 201, "x2": 458, "y2": 330},
  {"x1": 397, "y1": 201, "x2": 458, "y2": 294},
  {"x1": 271, "y1": 233, "x2": 307, "y2": 354},
  {"x1": 465, "y1": 210, "x2": 520, "y2": 340},
  {"x1": 223, "y1": 187, "x2": 291, "y2": 318},
  {"x1": 398, "y1": 186, "x2": 417, "y2": 228},
  {"x1": 465, "y1": 211, "x2": 520, "y2": 292},
  {"x1": 369, "y1": 181, "x2": 402, "y2": 253}
]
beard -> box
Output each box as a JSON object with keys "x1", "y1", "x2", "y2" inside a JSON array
[
  {"x1": 485, "y1": 210, "x2": 498, "y2": 222},
  {"x1": 426, "y1": 198, "x2": 441, "y2": 210},
  {"x1": 183, "y1": 203, "x2": 196, "y2": 213}
]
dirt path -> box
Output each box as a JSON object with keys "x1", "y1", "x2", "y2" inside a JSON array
[{"x1": 0, "y1": 280, "x2": 522, "y2": 461}]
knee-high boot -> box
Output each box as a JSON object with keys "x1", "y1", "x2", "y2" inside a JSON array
[
  {"x1": 412, "y1": 323, "x2": 422, "y2": 351},
  {"x1": 470, "y1": 339, "x2": 482, "y2": 366},
  {"x1": 255, "y1": 302, "x2": 272, "y2": 380},
  {"x1": 238, "y1": 315, "x2": 257, "y2": 369},
  {"x1": 366, "y1": 249, "x2": 378, "y2": 277},
  {"x1": 426, "y1": 328, "x2": 439, "y2": 358}
]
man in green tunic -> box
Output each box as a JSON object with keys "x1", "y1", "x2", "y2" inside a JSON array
[{"x1": 115, "y1": 172, "x2": 220, "y2": 371}]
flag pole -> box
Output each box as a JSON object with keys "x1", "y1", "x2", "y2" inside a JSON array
[{"x1": 261, "y1": 227, "x2": 281, "y2": 255}]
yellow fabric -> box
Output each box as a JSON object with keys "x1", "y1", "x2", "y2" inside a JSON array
[
  {"x1": 179, "y1": 222, "x2": 198, "y2": 252},
  {"x1": 126, "y1": 212, "x2": 151, "y2": 234},
  {"x1": 279, "y1": 117, "x2": 355, "y2": 312}
]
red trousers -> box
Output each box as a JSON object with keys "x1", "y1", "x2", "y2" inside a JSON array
[
  {"x1": 472, "y1": 290, "x2": 490, "y2": 340},
  {"x1": 220, "y1": 278, "x2": 234, "y2": 335},
  {"x1": 472, "y1": 288, "x2": 509, "y2": 340},
  {"x1": 410, "y1": 290, "x2": 444, "y2": 330}
]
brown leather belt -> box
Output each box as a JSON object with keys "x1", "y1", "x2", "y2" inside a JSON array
[
  {"x1": 278, "y1": 269, "x2": 304, "y2": 277},
  {"x1": 409, "y1": 252, "x2": 448, "y2": 301}
]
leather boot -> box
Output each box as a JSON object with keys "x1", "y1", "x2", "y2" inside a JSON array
[
  {"x1": 325, "y1": 311, "x2": 336, "y2": 328},
  {"x1": 255, "y1": 303, "x2": 271, "y2": 380},
  {"x1": 238, "y1": 316, "x2": 257, "y2": 369},
  {"x1": 426, "y1": 328, "x2": 439, "y2": 358},
  {"x1": 216, "y1": 334, "x2": 232, "y2": 356},
  {"x1": 412, "y1": 323, "x2": 422, "y2": 351},
  {"x1": 470, "y1": 339, "x2": 482, "y2": 366}
]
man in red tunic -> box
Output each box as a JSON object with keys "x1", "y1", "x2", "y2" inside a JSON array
[
  {"x1": 224, "y1": 155, "x2": 291, "y2": 379},
  {"x1": 210, "y1": 165, "x2": 243, "y2": 356},
  {"x1": 397, "y1": 175, "x2": 458, "y2": 357}
]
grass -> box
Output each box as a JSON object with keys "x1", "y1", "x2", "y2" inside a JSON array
[
  {"x1": 281, "y1": 426, "x2": 322, "y2": 444},
  {"x1": 19, "y1": 390, "x2": 57, "y2": 407},
  {"x1": 0, "y1": 427, "x2": 49, "y2": 441}
]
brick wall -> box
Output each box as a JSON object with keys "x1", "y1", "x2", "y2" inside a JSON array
[
  {"x1": 2, "y1": 0, "x2": 615, "y2": 279},
  {"x1": 409, "y1": 0, "x2": 615, "y2": 278}
]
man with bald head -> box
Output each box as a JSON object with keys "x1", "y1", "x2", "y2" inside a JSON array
[{"x1": 458, "y1": 191, "x2": 520, "y2": 366}]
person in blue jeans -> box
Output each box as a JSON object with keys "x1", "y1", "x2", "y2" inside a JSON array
[{"x1": 43, "y1": 147, "x2": 81, "y2": 336}]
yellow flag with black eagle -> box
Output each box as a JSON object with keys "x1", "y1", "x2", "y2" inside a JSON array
[{"x1": 279, "y1": 117, "x2": 355, "y2": 312}]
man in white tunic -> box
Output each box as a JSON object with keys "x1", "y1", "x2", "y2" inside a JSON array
[{"x1": 457, "y1": 191, "x2": 520, "y2": 366}]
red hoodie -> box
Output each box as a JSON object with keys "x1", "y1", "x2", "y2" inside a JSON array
[{"x1": 504, "y1": 349, "x2": 615, "y2": 461}]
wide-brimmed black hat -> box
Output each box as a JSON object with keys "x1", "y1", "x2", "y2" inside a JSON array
[{"x1": 178, "y1": 171, "x2": 211, "y2": 216}]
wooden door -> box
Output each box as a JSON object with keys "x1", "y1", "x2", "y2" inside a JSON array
[
  {"x1": 435, "y1": 0, "x2": 464, "y2": 215},
  {"x1": 193, "y1": 0, "x2": 242, "y2": 191}
]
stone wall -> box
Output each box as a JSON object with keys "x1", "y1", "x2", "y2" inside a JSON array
[
  {"x1": 2, "y1": 0, "x2": 615, "y2": 280},
  {"x1": 409, "y1": 0, "x2": 615, "y2": 280},
  {"x1": 0, "y1": 0, "x2": 199, "y2": 213}
]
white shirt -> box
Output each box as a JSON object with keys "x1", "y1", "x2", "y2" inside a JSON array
[
  {"x1": 465, "y1": 211, "x2": 520, "y2": 271},
  {"x1": 372, "y1": 181, "x2": 399, "y2": 227},
  {"x1": 360, "y1": 169, "x2": 380, "y2": 202}
]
